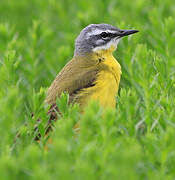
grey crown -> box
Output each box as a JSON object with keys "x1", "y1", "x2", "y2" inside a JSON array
[{"x1": 74, "y1": 24, "x2": 121, "y2": 56}]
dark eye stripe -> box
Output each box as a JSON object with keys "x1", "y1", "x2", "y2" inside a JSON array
[
  {"x1": 100, "y1": 32, "x2": 108, "y2": 38},
  {"x1": 100, "y1": 32, "x2": 113, "y2": 38}
]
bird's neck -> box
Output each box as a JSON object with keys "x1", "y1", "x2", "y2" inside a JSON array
[{"x1": 93, "y1": 47, "x2": 122, "y2": 85}]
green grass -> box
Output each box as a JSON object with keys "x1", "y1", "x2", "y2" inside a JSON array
[{"x1": 0, "y1": 0, "x2": 175, "y2": 179}]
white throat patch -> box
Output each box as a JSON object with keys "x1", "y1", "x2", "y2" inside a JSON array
[{"x1": 93, "y1": 38, "x2": 120, "y2": 52}]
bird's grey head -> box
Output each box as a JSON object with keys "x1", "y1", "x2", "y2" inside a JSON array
[{"x1": 74, "y1": 23, "x2": 138, "y2": 56}]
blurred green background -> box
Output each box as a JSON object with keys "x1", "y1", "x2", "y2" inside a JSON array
[{"x1": 0, "y1": 0, "x2": 175, "y2": 179}]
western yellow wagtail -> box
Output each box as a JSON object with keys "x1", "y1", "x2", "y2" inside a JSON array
[{"x1": 35, "y1": 24, "x2": 138, "y2": 139}]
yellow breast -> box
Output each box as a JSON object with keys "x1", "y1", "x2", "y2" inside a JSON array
[{"x1": 79, "y1": 48, "x2": 121, "y2": 109}]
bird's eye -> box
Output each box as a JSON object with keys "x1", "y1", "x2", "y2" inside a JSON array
[{"x1": 100, "y1": 32, "x2": 108, "y2": 38}]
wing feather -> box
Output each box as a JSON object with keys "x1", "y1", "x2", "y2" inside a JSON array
[
  {"x1": 34, "y1": 57, "x2": 99, "y2": 139},
  {"x1": 45, "y1": 57, "x2": 99, "y2": 105}
]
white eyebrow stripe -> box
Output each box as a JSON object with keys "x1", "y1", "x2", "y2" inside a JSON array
[{"x1": 87, "y1": 29, "x2": 117, "y2": 36}]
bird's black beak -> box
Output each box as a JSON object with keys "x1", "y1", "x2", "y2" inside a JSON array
[{"x1": 118, "y1": 29, "x2": 139, "y2": 37}]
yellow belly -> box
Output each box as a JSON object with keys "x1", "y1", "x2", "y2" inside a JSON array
[
  {"x1": 91, "y1": 70, "x2": 119, "y2": 108},
  {"x1": 78, "y1": 58, "x2": 121, "y2": 109},
  {"x1": 74, "y1": 48, "x2": 122, "y2": 109}
]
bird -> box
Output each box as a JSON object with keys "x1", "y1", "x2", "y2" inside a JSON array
[{"x1": 35, "y1": 23, "x2": 138, "y2": 139}]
